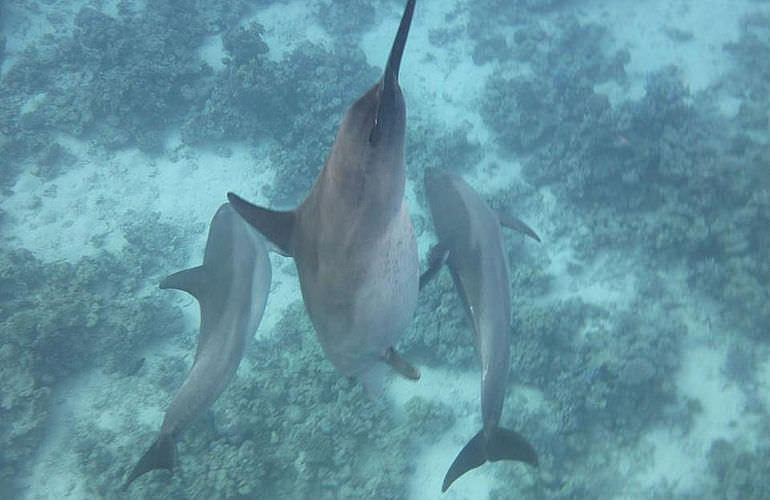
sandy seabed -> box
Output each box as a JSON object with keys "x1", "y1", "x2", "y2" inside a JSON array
[{"x1": 1, "y1": 0, "x2": 768, "y2": 499}]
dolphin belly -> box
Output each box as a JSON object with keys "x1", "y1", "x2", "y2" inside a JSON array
[{"x1": 299, "y1": 204, "x2": 418, "y2": 379}]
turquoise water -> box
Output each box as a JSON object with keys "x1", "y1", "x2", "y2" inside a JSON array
[{"x1": 1, "y1": 0, "x2": 768, "y2": 499}]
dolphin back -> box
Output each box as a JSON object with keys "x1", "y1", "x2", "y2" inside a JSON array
[
  {"x1": 422, "y1": 168, "x2": 541, "y2": 492},
  {"x1": 125, "y1": 203, "x2": 271, "y2": 488}
]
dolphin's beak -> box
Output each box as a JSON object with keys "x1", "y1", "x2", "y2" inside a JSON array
[
  {"x1": 384, "y1": 0, "x2": 416, "y2": 88},
  {"x1": 370, "y1": 0, "x2": 416, "y2": 145}
]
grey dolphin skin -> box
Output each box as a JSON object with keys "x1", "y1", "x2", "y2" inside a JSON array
[
  {"x1": 227, "y1": 0, "x2": 419, "y2": 392},
  {"x1": 123, "y1": 203, "x2": 271, "y2": 488},
  {"x1": 420, "y1": 168, "x2": 540, "y2": 493}
]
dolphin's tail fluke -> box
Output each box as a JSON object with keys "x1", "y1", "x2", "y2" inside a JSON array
[
  {"x1": 441, "y1": 427, "x2": 538, "y2": 493},
  {"x1": 123, "y1": 434, "x2": 176, "y2": 490}
]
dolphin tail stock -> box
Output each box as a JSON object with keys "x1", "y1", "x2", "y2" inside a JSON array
[
  {"x1": 496, "y1": 211, "x2": 542, "y2": 243},
  {"x1": 227, "y1": 192, "x2": 295, "y2": 256},
  {"x1": 383, "y1": 346, "x2": 420, "y2": 380},
  {"x1": 418, "y1": 242, "x2": 449, "y2": 290},
  {"x1": 441, "y1": 426, "x2": 538, "y2": 493},
  {"x1": 123, "y1": 433, "x2": 177, "y2": 490}
]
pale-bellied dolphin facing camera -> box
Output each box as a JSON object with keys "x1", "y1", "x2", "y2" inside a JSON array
[{"x1": 228, "y1": 0, "x2": 420, "y2": 393}]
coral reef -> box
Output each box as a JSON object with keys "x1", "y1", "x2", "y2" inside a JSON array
[
  {"x1": 0, "y1": 1, "x2": 251, "y2": 162},
  {"x1": 407, "y1": 120, "x2": 483, "y2": 184},
  {"x1": 1, "y1": 1, "x2": 768, "y2": 499},
  {"x1": 4, "y1": 6, "x2": 205, "y2": 151},
  {"x1": 0, "y1": 212, "x2": 191, "y2": 491},
  {"x1": 222, "y1": 22, "x2": 269, "y2": 65},
  {"x1": 403, "y1": 269, "x2": 475, "y2": 369},
  {"x1": 708, "y1": 439, "x2": 770, "y2": 500},
  {"x1": 318, "y1": 0, "x2": 377, "y2": 43},
  {"x1": 480, "y1": 19, "x2": 627, "y2": 156},
  {"x1": 182, "y1": 38, "x2": 378, "y2": 205},
  {"x1": 87, "y1": 301, "x2": 454, "y2": 499},
  {"x1": 476, "y1": 11, "x2": 769, "y2": 342}
]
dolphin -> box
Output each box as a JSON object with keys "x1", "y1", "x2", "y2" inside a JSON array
[
  {"x1": 420, "y1": 168, "x2": 540, "y2": 492},
  {"x1": 227, "y1": 0, "x2": 419, "y2": 392},
  {"x1": 123, "y1": 203, "x2": 271, "y2": 488}
]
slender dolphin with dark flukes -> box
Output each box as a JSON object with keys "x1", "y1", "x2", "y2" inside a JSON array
[
  {"x1": 228, "y1": 0, "x2": 419, "y2": 392},
  {"x1": 420, "y1": 168, "x2": 541, "y2": 492},
  {"x1": 123, "y1": 203, "x2": 271, "y2": 489}
]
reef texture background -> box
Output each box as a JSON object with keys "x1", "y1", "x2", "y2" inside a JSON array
[{"x1": 0, "y1": 0, "x2": 768, "y2": 499}]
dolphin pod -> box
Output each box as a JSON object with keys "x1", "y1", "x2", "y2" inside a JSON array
[
  {"x1": 126, "y1": 0, "x2": 550, "y2": 493},
  {"x1": 123, "y1": 203, "x2": 271, "y2": 488},
  {"x1": 421, "y1": 168, "x2": 541, "y2": 492},
  {"x1": 228, "y1": 0, "x2": 420, "y2": 393}
]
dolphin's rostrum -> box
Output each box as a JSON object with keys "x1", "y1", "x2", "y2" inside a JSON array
[
  {"x1": 228, "y1": 0, "x2": 419, "y2": 392},
  {"x1": 421, "y1": 168, "x2": 540, "y2": 492},
  {"x1": 123, "y1": 203, "x2": 271, "y2": 488}
]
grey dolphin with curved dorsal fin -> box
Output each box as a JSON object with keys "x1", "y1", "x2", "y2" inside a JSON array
[
  {"x1": 227, "y1": 0, "x2": 419, "y2": 393},
  {"x1": 123, "y1": 203, "x2": 271, "y2": 489},
  {"x1": 420, "y1": 168, "x2": 540, "y2": 493}
]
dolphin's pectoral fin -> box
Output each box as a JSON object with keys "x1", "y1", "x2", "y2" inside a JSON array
[
  {"x1": 383, "y1": 347, "x2": 420, "y2": 380},
  {"x1": 419, "y1": 242, "x2": 449, "y2": 290},
  {"x1": 496, "y1": 211, "x2": 541, "y2": 243},
  {"x1": 227, "y1": 192, "x2": 295, "y2": 256},
  {"x1": 442, "y1": 430, "x2": 487, "y2": 492},
  {"x1": 442, "y1": 427, "x2": 538, "y2": 492},
  {"x1": 160, "y1": 265, "x2": 207, "y2": 299},
  {"x1": 123, "y1": 433, "x2": 176, "y2": 490}
]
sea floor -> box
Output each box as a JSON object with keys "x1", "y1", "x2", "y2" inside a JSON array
[{"x1": 2, "y1": 0, "x2": 768, "y2": 499}]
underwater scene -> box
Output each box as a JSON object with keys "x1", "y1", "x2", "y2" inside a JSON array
[{"x1": 1, "y1": 0, "x2": 769, "y2": 498}]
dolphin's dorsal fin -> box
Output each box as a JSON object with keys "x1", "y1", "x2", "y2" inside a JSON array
[
  {"x1": 160, "y1": 266, "x2": 208, "y2": 300},
  {"x1": 496, "y1": 211, "x2": 541, "y2": 243},
  {"x1": 227, "y1": 192, "x2": 295, "y2": 256}
]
